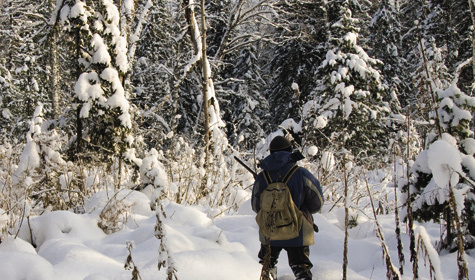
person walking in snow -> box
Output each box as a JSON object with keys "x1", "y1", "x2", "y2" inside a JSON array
[{"x1": 252, "y1": 135, "x2": 324, "y2": 280}]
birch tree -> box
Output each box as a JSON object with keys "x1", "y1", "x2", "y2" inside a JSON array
[{"x1": 181, "y1": 0, "x2": 231, "y2": 203}]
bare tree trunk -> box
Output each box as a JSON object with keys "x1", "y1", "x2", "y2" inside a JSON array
[
  {"x1": 448, "y1": 175, "x2": 469, "y2": 279},
  {"x1": 183, "y1": 0, "x2": 214, "y2": 194},
  {"x1": 200, "y1": 0, "x2": 211, "y2": 187},
  {"x1": 405, "y1": 108, "x2": 418, "y2": 279},
  {"x1": 342, "y1": 153, "x2": 349, "y2": 280},
  {"x1": 50, "y1": 28, "x2": 60, "y2": 118},
  {"x1": 392, "y1": 144, "x2": 405, "y2": 275},
  {"x1": 49, "y1": 0, "x2": 60, "y2": 118},
  {"x1": 364, "y1": 172, "x2": 401, "y2": 280},
  {"x1": 75, "y1": 28, "x2": 83, "y2": 161},
  {"x1": 184, "y1": 0, "x2": 200, "y2": 53},
  {"x1": 469, "y1": 0, "x2": 475, "y2": 84},
  {"x1": 417, "y1": 30, "x2": 442, "y2": 138}
]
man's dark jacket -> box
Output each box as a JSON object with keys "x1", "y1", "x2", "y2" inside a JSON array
[{"x1": 252, "y1": 151, "x2": 324, "y2": 247}]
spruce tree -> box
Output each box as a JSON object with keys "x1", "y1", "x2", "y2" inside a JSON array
[
  {"x1": 304, "y1": 1, "x2": 391, "y2": 165},
  {"x1": 61, "y1": 0, "x2": 133, "y2": 164},
  {"x1": 408, "y1": 75, "x2": 475, "y2": 250},
  {"x1": 0, "y1": 0, "x2": 53, "y2": 138},
  {"x1": 263, "y1": 0, "x2": 327, "y2": 128},
  {"x1": 227, "y1": 44, "x2": 269, "y2": 150},
  {"x1": 131, "y1": 0, "x2": 186, "y2": 151},
  {"x1": 367, "y1": 0, "x2": 410, "y2": 108}
]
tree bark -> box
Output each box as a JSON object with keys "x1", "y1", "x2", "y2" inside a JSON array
[
  {"x1": 342, "y1": 153, "x2": 349, "y2": 280},
  {"x1": 200, "y1": 0, "x2": 210, "y2": 168},
  {"x1": 48, "y1": 0, "x2": 60, "y2": 118},
  {"x1": 448, "y1": 176, "x2": 469, "y2": 279},
  {"x1": 469, "y1": 0, "x2": 475, "y2": 84},
  {"x1": 75, "y1": 28, "x2": 83, "y2": 160}
]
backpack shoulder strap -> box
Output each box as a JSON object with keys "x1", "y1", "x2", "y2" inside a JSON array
[
  {"x1": 282, "y1": 165, "x2": 300, "y2": 184},
  {"x1": 262, "y1": 165, "x2": 300, "y2": 185},
  {"x1": 263, "y1": 170, "x2": 273, "y2": 185}
]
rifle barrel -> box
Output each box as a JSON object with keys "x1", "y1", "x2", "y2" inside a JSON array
[{"x1": 234, "y1": 156, "x2": 258, "y2": 178}]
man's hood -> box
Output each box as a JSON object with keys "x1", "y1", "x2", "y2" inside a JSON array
[{"x1": 259, "y1": 151, "x2": 296, "y2": 172}]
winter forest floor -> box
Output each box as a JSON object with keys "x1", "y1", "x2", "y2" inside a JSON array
[{"x1": 0, "y1": 190, "x2": 474, "y2": 280}]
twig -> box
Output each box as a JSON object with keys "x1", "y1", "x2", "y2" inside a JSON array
[{"x1": 363, "y1": 171, "x2": 401, "y2": 280}]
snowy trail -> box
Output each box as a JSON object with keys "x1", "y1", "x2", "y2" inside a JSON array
[{"x1": 0, "y1": 190, "x2": 474, "y2": 280}]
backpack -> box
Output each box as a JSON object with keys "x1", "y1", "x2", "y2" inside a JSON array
[{"x1": 256, "y1": 165, "x2": 304, "y2": 241}]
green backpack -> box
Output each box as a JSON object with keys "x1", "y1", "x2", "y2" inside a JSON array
[{"x1": 256, "y1": 165, "x2": 304, "y2": 241}]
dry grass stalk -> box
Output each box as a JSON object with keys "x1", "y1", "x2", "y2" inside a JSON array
[
  {"x1": 414, "y1": 226, "x2": 443, "y2": 280},
  {"x1": 155, "y1": 203, "x2": 178, "y2": 280},
  {"x1": 364, "y1": 172, "x2": 401, "y2": 280},
  {"x1": 125, "y1": 241, "x2": 143, "y2": 280},
  {"x1": 98, "y1": 191, "x2": 131, "y2": 234},
  {"x1": 392, "y1": 143, "x2": 405, "y2": 275}
]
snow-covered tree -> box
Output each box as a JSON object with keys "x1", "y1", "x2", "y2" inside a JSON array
[
  {"x1": 205, "y1": 0, "x2": 272, "y2": 150},
  {"x1": 304, "y1": 2, "x2": 391, "y2": 165},
  {"x1": 0, "y1": 0, "x2": 54, "y2": 138},
  {"x1": 408, "y1": 76, "x2": 475, "y2": 251},
  {"x1": 132, "y1": 0, "x2": 186, "y2": 151},
  {"x1": 367, "y1": 0, "x2": 410, "y2": 107},
  {"x1": 61, "y1": 0, "x2": 133, "y2": 164},
  {"x1": 263, "y1": 0, "x2": 327, "y2": 128}
]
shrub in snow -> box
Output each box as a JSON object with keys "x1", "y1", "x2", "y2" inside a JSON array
[
  {"x1": 155, "y1": 203, "x2": 178, "y2": 280},
  {"x1": 406, "y1": 76, "x2": 475, "y2": 251},
  {"x1": 12, "y1": 104, "x2": 76, "y2": 213},
  {"x1": 88, "y1": 190, "x2": 152, "y2": 235},
  {"x1": 125, "y1": 147, "x2": 172, "y2": 209},
  {"x1": 0, "y1": 142, "x2": 23, "y2": 241},
  {"x1": 98, "y1": 192, "x2": 131, "y2": 234}
]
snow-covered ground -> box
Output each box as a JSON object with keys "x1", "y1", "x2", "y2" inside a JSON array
[{"x1": 0, "y1": 190, "x2": 473, "y2": 280}]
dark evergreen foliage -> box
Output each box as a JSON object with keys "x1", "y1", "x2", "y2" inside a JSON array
[
  {"x1": 263, "y1": 0, "x2": 327, "y2": 127},
  {"x1": 131, "y1": 1, "x2": 186, "y2": 152},
  {"x1": 305, "y1": 1, "x2": 391, "y2": 165}
]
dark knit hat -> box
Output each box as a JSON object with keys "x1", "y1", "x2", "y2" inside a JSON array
[{"x1": 269, "y1": 136, "x2": 292, "y2": 153}]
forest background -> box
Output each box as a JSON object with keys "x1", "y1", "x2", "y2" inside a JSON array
[{"x1": 1, "y1": 0, "x2": 475, "y2": 279}]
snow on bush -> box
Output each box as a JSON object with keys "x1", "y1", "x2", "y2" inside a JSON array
[
  {"x1": 89, "y1": 190, "x2": 152, "y2": 234},
  {"x1": 321, "y1": 151, "x2": 336, "y2": 172},
  {"x1": 412, "y1": 134, "x2": 471, "y2": 217},
  {"x1": 307, "y1": 145, "x2": 318, "y2": 156},
  {"x1": 427, "y1": 137, "x2": 462, "y2": 189}
]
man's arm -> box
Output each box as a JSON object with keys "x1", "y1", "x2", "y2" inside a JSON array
[
  {"x1": 251, "y1": 173, "x2": 265, "y2": 213},
  {"x1": 301, "y1": 169, "x2": 324, "y2": 214}
]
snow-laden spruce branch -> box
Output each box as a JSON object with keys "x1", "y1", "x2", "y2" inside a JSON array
[{"x1": 414, "y1": 226, "x2": 444, "y2": 280}]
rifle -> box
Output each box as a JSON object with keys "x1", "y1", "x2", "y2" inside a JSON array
[
  {"x1": 233, "y1": 156, "x2": 258, "y2": 178},
  {"x1": 234, "y1": 151, "x2": 305, "y2": 179}
]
